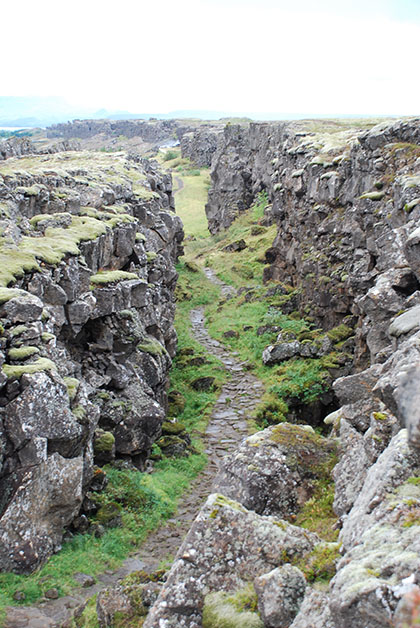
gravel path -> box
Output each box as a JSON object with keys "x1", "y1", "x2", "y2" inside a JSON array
[{"x1": 4, "y1": 273, "x2": 264, "y2": 628}]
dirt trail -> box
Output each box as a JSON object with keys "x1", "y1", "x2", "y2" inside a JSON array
[{"x1": 4, "y1": 273, "x2": 264, "y2": 628}]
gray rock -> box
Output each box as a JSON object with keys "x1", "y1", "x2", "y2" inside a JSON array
[
  {"x1": 262, "y1": 341, "x2": 301, "y2": 365},
  {"x1": 4, "y1": 372, "x2": 83, "y2": 456},
  {"x1": 395, "y1": 363, "x2": 420, "y2": 449},
  {"x1": 289, "y1": 589, "x2": 335, "y2": 628},
  {"x1": 1, "y1": 293, "x2": 44, "y2": 322},
  {"x1": 340, "y1": 429, "x2": 420, "y2": 550},
  {"x1": 0, "y1": 453, "x2": 83, "y2": 572},
  {"x1": 389, "y1": 305, "x2": 420, "y2": 338},
  {"x1": 254, "y1": 564, "x2": 306, "y2": 627},
  {"x1": 214, "y1": 423, "x2": 337, "y2": 519},
  {"x1": 144, "y1": 493, "x2": 319, "y2": 627}
]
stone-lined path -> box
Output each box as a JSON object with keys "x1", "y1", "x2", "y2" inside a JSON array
[{"x1": 4, "y1": 273, "x2": 264, "y2": 628}]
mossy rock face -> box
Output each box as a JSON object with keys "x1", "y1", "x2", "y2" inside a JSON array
[
  {"x1": 185, "y1": 260, "x2": 200, "y2": 273},
  {"x1": 202, "y1": 589, "x2": 263, "y2": 628},
  {"x1": 94, "y1": 429, "x2": 116, "y2": 463},
  {"x1": 96, "y1": 501, "x2": 123, "y2": 528},
  {"x1": 326, "y1": 324, "x2": 353, "y2": 344},
  {"x1": 191, "y1": 376, "x2": 215, "y2": 391},
  {"x1": 8, "y1": 345, "x2": 40, "y2": 361},
  {"x1": 90, "y1": 270, "x2": 139, "y2": 287},
  {"x1": 168, "y1": 390, "x2": 186, "y2": 416},
  {"x1": 156, "y1": 435, "x2": 189, "y2": 457},
  {"x1": 214, "y1": 423, "x2": 337, "y2": 522},
  {"x1": 2, "y1": 357, "x2": 57, "y2": 379},
  {"x1": 162, "y1": 420, "x2": 186, "y2": 436}
]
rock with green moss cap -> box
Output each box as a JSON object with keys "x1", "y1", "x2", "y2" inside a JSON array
[
  {"x1": 214, "y1": 423, "x2": 337, "y2": 519},
  {"x1": 93, "y1": 429, "x2": 116, "y2": 464},
  {"x1": 0, "y1": 292, "x2": 43, "y2": 323}
]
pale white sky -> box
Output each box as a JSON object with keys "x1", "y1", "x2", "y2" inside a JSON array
[{"x1": 3, "y1": 0, "x2": 420, "y2": 116}]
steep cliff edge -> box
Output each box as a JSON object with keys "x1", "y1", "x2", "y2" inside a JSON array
[{"x1": 0, "y1": 149, "x2": 183, "y2": 573}]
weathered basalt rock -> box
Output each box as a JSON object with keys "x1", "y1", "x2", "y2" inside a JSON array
[
  {"x1": 0, "y1": 148, "x2": 183, "y2": 572},
  {"x1": 144, "y1": 493, "x2": 319, "y2": 627},
  {"x1": 214, "y1": 423, "x2": 336, "y2": 519}
]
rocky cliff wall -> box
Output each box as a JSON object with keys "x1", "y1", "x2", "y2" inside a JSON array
[
  {"x1": 0, "y1": 149, "x2": 183, "y2": 573},
  {"x1": 205, "y1": 119, "x2": 420, "y2": 359},
  {"x1": 0, "y1": 136, "x2": 80, "y2": 160},
  {"x1": 139, "y1": 118, "x2": 420, "y2": 628},
  {"x1": 180, "y1": 127, "x2": 222, "y2": 167},
  {"x1": 46, "y1": 118, "x2": 181, "y2": 142}
]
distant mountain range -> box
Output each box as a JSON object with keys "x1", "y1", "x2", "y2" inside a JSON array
[{"x1": 0, "y1": 96, "x2": 398, "y2": 128}]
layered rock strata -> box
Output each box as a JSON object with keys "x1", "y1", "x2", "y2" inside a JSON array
[{"x1": 0, "y1": 149, "x2": 183, "y2": 572}]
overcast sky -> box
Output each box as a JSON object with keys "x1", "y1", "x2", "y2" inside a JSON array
[{"x1": 3, "y1": 0, "x2": 420, "y2": 116}]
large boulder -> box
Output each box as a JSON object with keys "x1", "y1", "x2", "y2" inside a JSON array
[
  {"x1": 0, "y1": 453, "x2": 83, "y2": 572},
  {"x1": 214, "y1": 423, "x2": 337, "y2": 519},
  {"x1": 144, "y1": 493, "x2": 319, "y2": 627}
]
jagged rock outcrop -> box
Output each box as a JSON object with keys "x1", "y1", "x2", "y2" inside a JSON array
[
  {"x1": 213, "y1": 423, "x2": 336, "y2": 519},
  {"x1": 144, "y1": 493, "x2": 319, "y2": 627},
  {"x1": 0, "y1": 148, "x2": 183, "y2": 572},
  {"x1": 0, "y1": 136, "x2": 80, "y2": 161}
]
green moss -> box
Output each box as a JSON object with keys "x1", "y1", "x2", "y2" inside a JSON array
[
  {"x1": 146, "y1": 251, "x2": 158, "y2": 262},
  {"x1": 0, "y1": 288, "x2": 26, "y2": 304},
  {"x1": 96, "y1": 502, "x2": 122, "y2": 527},
  {"x1": 269, "y1": 422, "x2": 322, "y2": 448},
  {"x1": 404, "y1": 198, "x2": 420, "y2": 213},
  {"x1": 90, "y1": 270, "x2": 138, "y2": 287},
  {"x1": 294, "y1": 542, "x2": 340, "y2": 583},
  {"x1": 359, "y1": 191, "x2": 385, "y2": 201},
  {"x1": 136, "y1": 233, "x2": 146, "y2": 242},
  {"x1": 10, "y1": 325, "x2": 28, "y2": 338},
  {"x1": 8, "y1": 345, "x2": 40, "y2": 360},
  {"x1": 72, "y1": 406, "x2": 87, "y2": 421},
  {"x1": 137, "y1": 338, "x2": 166, "y2": 357},
  {"x1": 2, "y1": 358, "x2": 57, "y2": 378},
  {"x1": 373, "y1": 412, "x2": 387, "y2": 421},
  {"x1": 94, "y1": 431, "x2": 115, "y2": 454},
  {"x1": 203, "y1": 587, "x2": 263, "y2": 628},
  {"x1": 407, "y1": 477, "x2": 420, "y2": 486},
  {"x1": 254, "y1": 394, "x2": 288, "y2": 428},
  {"x1": 162, "y1": 421, "x2": 186, "y2": 435},
  {"x1": 326, "y1": 324, "x2": 353, "y2": 343},
  {"x1": 0, "y1": 213, "x2": 135, "y2": 287},
  {"x1": 41, "y1": 332, "x2": 55, "y2": 343},
  {"x1": 63, "y1": 377, "x2": 80, "y2": 401}
]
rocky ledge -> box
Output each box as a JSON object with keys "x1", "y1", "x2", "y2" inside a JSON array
[{"x1": 0, "y1": 148, "x2": 183, "y2": 573}]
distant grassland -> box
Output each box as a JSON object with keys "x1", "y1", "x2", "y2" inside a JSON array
[{"x1": 159, "y1": 149, "x2": 211, "y2": 238}]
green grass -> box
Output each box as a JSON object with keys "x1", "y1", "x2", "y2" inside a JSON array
[
  {"x1": 0, "y1": 255, "x2": 227, "y2": 620},
  {"x1": 0, "y1": 454, "x2": 207, "y2": 614},
  {"x1": 173, "y1": 171, "x2": 211, "y2": 237}
]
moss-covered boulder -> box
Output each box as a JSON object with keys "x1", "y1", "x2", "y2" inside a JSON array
[
  {"x1": 167, "y1": 390, "x2": 186, "y2": 415},
  {"x1": 93, "y1": 429, "x2": 116, "y2": 464}
]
